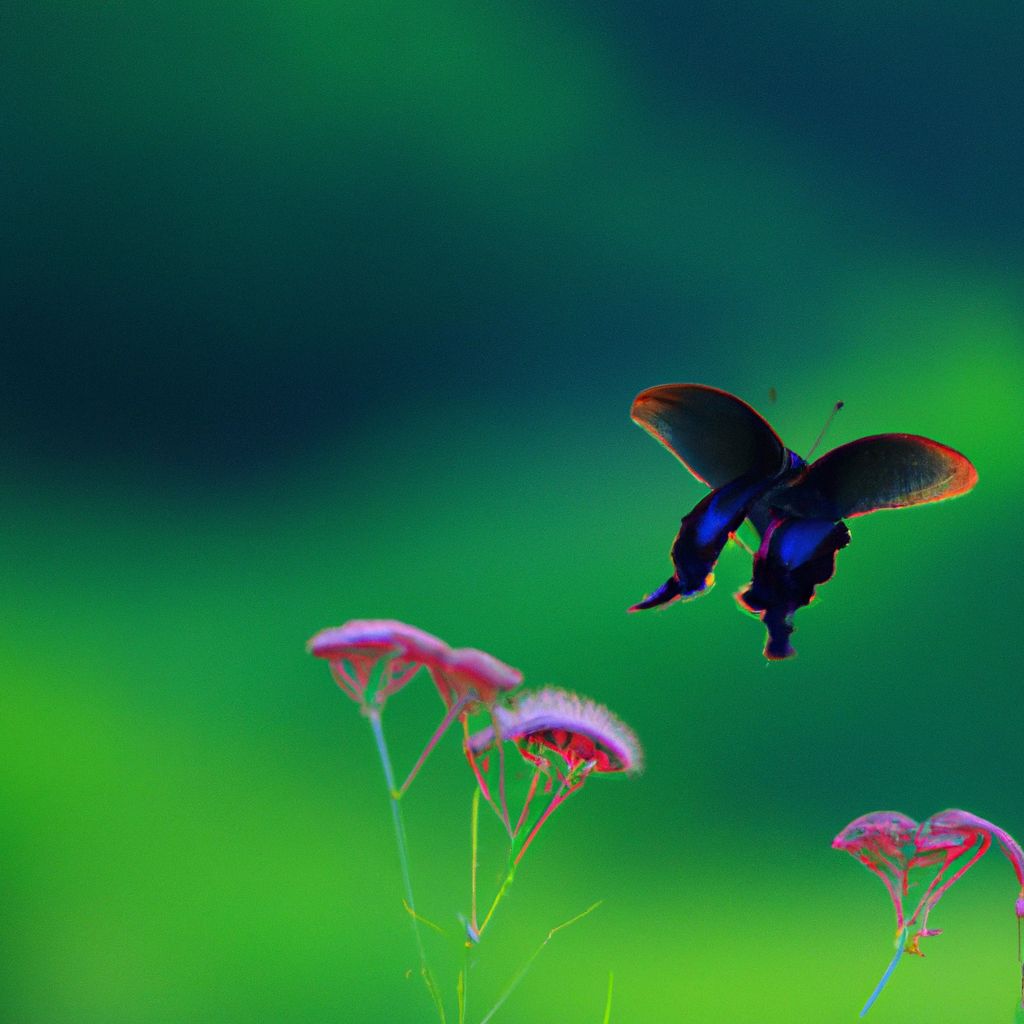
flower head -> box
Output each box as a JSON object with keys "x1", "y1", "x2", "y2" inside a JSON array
[
  {"x1": 307, "y1": 619, "x2": 450, "y2": 705},
  {"x1": 308, "y1": 618, "x2": 525, "y2": 795},
  {"x1": 465, "y1": 687, "x2": 642, "y2": 871},
  {"x1": 429, "y1": 646, "x2": 523, "y2": 709},
  {"x1": 470, "y1": 687, "x2": 643, "y2": 776},
  {"x1": 922, "y1": 809, "x2": 1024, "y2": 903},
  {"x1": 835, "y1": 808, "x2": 1024, "y2": 956},
  {"x1": 832, "y1": 811, "x2": 917, "y2": 883},
  {"x1": 835, "y1": 808, "x2": 1024, "y2": 1015},
  {"x1": 832, "y1": 810, "x2": 918, "y2": 855}
]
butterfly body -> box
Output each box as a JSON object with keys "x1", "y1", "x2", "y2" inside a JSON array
[{"x1": 630, "y1": 384, "x2": 977, "y2": 659}]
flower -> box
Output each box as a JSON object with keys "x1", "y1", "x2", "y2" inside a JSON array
[
  {"x1": 307, "y1": 619, "x2": 450, "y2": 705},
  {"x1": 832, "y1": 811, "x2": 918, "y2": 933},
  {"x1": 309, "y1": 619, "x2": 525, "y2": 795},
  {"x1": 469, "y1": 687, "x2": 643, "y2": 776},
  {"x1": 309, "y1": 617, "x2": 523, "y2": 710},
  {"x1": 465, "y1": 687, "x2": 642, "y2": 870},
  {"x1": 428, "y1": 646, "x2": 523, "y2": 709},
  {"x1": 834, "y1": 808, "x2": 1024, "y2": 954},
  {"x1": 919, "y1": 809, "x2": 1024, "y2": 918}
]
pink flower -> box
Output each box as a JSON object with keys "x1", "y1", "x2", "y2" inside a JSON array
[
  {"x1": 308, "y1": 618, "x2": 522, "y2": 710},
  {"x1": 469, "y1": 687, "x2": 643, "y2": 776},
  {"x1": 834, "y1": 808, "x2": 1024, "y2": 956},
  {"x1": 308, "y1": 618, "x2": 525, "y2": 796},
  {"x1": 832, "y1": 811, "x2": 918, "y2": 934},
  {"x1": 307, "y1": 619, "x2": 450, "y2": 705},
  {"x1": 466, "y1": 687, "x2": 642, "y2": 869},
  {"x1": 425, "y1": 646, "x2": 524, "y2": 710}
]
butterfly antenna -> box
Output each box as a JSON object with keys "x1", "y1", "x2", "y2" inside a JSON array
[{"x1": 806, "y1": 400, "x2": 844, "y2": 460}]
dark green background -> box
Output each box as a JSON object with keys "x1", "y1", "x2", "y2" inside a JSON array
[{"x1": 4, "y1": 3, "x2": 1023, "y2": 1021}]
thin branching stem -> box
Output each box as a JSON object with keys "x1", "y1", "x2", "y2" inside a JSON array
[
  {"x1": 328, "y1": 662, "x2": 362, "y2": 703},
  {"x1": 476, "y1": 902, "x2": 603, "y2": 1024},
  {"x1": 513, "y1": 777, "x2": 576, "y2": 868},
  {"x1": 495, "y1": 737, "x2": 512, "y2": 836},
  {"x1": 512, "y1": 767, "x2": 542, "y2": 837},
  {"x1": 477, "y1": 869, "x2": 516, "y2": 938},
  {"x1": 914, "y1": 834, "x2": 991, "y2": 935},
  {"x1": 366, "y1": 707, "x2": 446, "y2": 1022},
  {"x1": 395, "y1": 697, "x2": 468, "y2": 797},
  {"x1": 457, "y1": 961, "x2": 467, "y2": 1024},
  {"x1": 462, "y1": 719, "x2": 504, "y2": 822}
]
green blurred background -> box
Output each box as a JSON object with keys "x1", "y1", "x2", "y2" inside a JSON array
[{"x1": 4, "y1": 2, "x2": 1024, "y2": 1021}]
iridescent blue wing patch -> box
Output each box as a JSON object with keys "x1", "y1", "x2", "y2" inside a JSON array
[
  {"x1": 631, "y1": 473, "x2": 774, "y2": 610},
  {"x1": 736, "y1": 517, "x2": 851, "y2": 660}
]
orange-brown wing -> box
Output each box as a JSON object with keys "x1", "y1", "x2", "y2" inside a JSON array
[
  {"x1": 631, "y1": 384, "x2": 787, "y2": 489},
  {"x1": 797, "y1": 434, "x2": 977, "y2": 519}
]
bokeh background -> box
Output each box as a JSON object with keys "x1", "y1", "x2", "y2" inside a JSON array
[{"x1": 4, "y1": 3, "x2": 1024, "y2": 1022}]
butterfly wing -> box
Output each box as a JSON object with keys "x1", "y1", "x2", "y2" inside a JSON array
[
  {"x1": 736, "y1": 517, "x2": 851, "y2": 659},
  {"x1": 630, "y1": 472, "x2": 776, "y2": 611},
  {"x1": 792, "y1": 434, "x2": 978, "y2": 520},
  {"x1": 631, "y1": 384, "x2": 787, "y2": 489}
]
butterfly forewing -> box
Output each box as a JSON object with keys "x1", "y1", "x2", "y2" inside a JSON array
[
  {"x1": 797, "y1": 434, "x2": 978, "y2": 519},
  {"x1": 630, "y1": 384, "x2": 787, "y2": 489}
]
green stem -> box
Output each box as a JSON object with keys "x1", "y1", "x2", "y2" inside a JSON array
[
  {"x1": 458, "y1": 944, "x2": 469, "y2": 1024},
  {"x1": 366, "y1": 707, "x2": 446, "y2": 1022},
  {"x1": 470, "y1": 787, "x2": 480, "y2": 933},
  {"x1": 477, "y1": 868, "x2": 516, "y2": 937},
  {"x1": 476, "y1": 901, "x2": 602, "y2": 1024}
]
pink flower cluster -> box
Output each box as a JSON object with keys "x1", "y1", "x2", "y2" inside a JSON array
[
  {"x1": 308, "y1": 619, "x2": 643, "y2": 867},
  {"x1": 834, "y1": 808, "x2": 1024, "y2": 955},
  {"x1": 308, "y1": 618, "x2": 522, "y2": 709}
]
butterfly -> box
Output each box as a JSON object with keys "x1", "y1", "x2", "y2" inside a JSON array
[{"x1": 629, "y1": 384, "x2": 978, "y2": 659}]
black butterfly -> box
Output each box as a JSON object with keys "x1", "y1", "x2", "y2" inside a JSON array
[{"x1": 629, "y1": 384, "x2": 978, "y2": 659}]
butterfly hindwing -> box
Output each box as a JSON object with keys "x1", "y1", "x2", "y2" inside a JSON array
[
  {"x1": 737, "y1": 517, "x2": 851, "y2": 660},
  {"x1": 790, "y1": 434, "x2": 978, "y2": 520},
  {"x1": 631, "y1": 384, "x2": 787, "y2": 489}
]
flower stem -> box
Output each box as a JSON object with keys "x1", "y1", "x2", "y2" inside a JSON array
[
  {"x1": 462, "y1": 719, "x2": 504, "y2": 824},
  {"x1": 477, "y1": 868, "x2": 516, "y2": 937},
  {"x1": 395, "y1": 697, "x2": 467, "y2": 798},
  {"x1": 495, "y1": 737, "x2": 512, "y2": 836},
  {"x1": 458, "y1": 945, "x2": 469, "y2": 1024},
  {"x1": 366, "y1": 707, "x2": 446, "y2": 1022},
  {"x1": 859, "y1": 927, "x2": 906, "y2": 1017},
  {"x1": 513, "y1": 778, "x2": 575, "y2": 868},
  {"x1": 602, "y1": 971, "x2": 614, "y2": 1024},
  {"x1": 470, "y1": 787, "x2": 480, "y2": 933}
]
